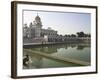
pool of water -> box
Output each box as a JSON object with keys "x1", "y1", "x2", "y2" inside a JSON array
[{"x1": 23, "y1": 43, "x2": 91, "y2": 69}]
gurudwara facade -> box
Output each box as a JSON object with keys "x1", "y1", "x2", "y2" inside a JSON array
[
  {"x1": 23, "y1": 14, "x2": 90, "y2": 44},
  {"x1": 23, "y1": 14, "x2": 58, "y2": 43}
]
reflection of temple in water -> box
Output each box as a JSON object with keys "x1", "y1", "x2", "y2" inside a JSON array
[
  {"x1": 23, "y1": 43, "x2": 91, "y2": 54},
  {"x1": 33, "y1": 46, "x2": 57, "y2": 54},
  {"x1": 29, "y1": 43, "x2": 90, "y2": 54}
]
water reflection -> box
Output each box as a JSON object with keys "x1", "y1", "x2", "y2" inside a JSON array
[
  {"x1": 30, "y1": 43, "x2": 90, "y2": 53},
  {"x1": 23, "y1": 43, "x2": 90, "y2": 69}
]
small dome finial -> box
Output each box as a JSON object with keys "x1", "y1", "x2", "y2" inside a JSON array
[{"x1": 35, "y1": 12, "x2": 41, "y2": 20}]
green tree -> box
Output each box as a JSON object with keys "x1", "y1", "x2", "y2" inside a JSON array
[
  {"x1": 71, "y1": 34, "x2": 76, "y2": 37},
  {"x1": 77, "y1": 32, "x2": 85, "y2": 37}
]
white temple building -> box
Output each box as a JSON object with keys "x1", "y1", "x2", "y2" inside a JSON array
[{"x1": 23, "y1": 14, "x2": 58, "y2": 42}]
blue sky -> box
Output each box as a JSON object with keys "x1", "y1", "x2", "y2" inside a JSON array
[{"x1": 23, "y1": 10, "x2": 91, "y2": 35}]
